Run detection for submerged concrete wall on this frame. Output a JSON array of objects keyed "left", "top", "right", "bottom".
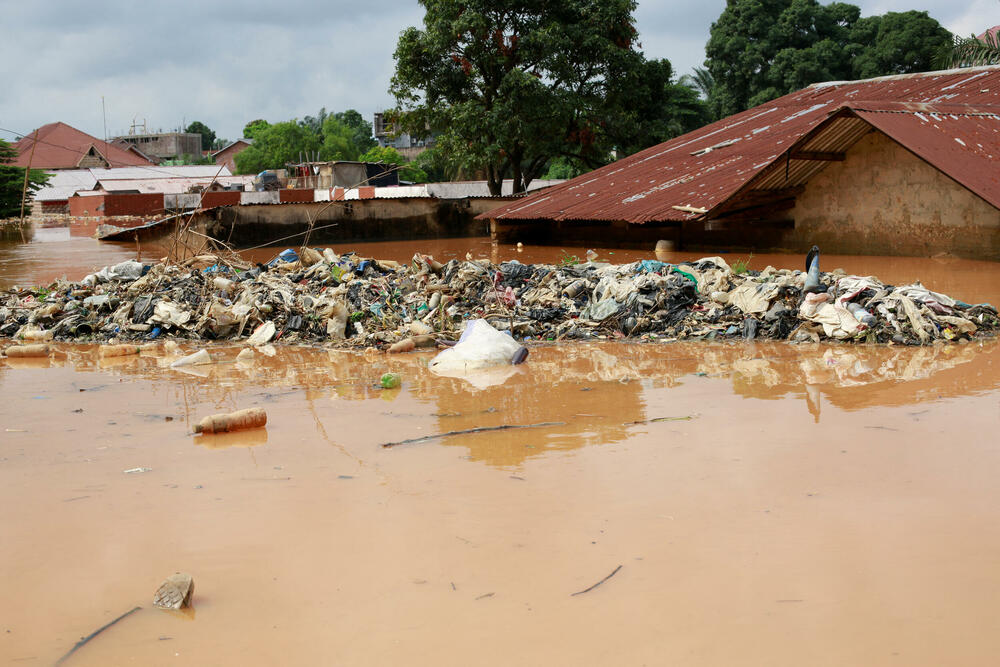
[{"left": 201, "top": 197, "right": 511, "bottom": 247}]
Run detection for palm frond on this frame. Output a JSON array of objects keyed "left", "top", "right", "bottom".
[{"left": 935, "top": 31, "right": 1000, "bottom": 69}]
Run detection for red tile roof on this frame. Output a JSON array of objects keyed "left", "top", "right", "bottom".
[
  {"left": 481, "top": 66, "right": 1000, "bottom": 224},
  {"left": 11, "top": 122, "right": 155, "bottom": 169}
]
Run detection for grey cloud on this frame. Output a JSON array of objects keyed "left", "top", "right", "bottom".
[{"left": 0, "top": 0, "right": 984, "bottom": 145}]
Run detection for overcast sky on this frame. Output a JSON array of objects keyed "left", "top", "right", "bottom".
[{"left": 0, "top": 0, "right": 994, "bottom": 144}]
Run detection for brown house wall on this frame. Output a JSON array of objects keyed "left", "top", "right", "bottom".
[
  {"left": 778, "top": 132, "right": 1000, "bottom": 260},
  {"left": 214, "top": 142, "right": 250, "bottom": 173}
]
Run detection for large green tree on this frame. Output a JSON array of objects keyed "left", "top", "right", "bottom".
[
  {"left": 184, "top": 121, "right": 216, "bottom": 152},
  {"left": 391, "top": 0, "right": 701, "bottom": 194},
  {"left": 705, "top": 1, "right": 951, "bottom": 118},
  {"left": 0, "top": 139, "right": 48, "bottom": 219}
]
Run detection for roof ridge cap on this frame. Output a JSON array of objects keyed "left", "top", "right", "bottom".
[{"left": 805, "top": 65, "right": 1000, "bottom": 90}]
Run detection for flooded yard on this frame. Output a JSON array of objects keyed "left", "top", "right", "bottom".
[{"left": 2, "top": 220, "right": 1000, "bottom": 665}]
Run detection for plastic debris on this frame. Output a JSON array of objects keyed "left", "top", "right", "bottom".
[
  {"left": 99, "top": 344, "right": 140, "bottom": 358},
  {"left": 246, "top": 321, "right": 276, "bottom": 346},
  {"left": 380, "top": 372, "right": 401, "bottom": 389},
  {"left": 0, "top": 249, "right": 995, "bottom": 350},
  {"left": 170, "top": 349, "right": 212, "bottom": 368},
  {"left": 429, "top": 319, "right": 526, "bottom": 373},
  {"left": 4, "top": 343, "right": 51, "bottom": 358},
  {"left": 194, "top": 407, "right": 267, "bottom": 434},
  {"left": 153, "top": 573, "right": 194, "bottom": 610}
]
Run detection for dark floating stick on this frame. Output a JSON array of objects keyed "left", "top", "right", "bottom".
[
  {"left": 381, "top": 421, "right": 565, "bottom": 448},
  {"left": 56, "top": 606, "right": 142, "bottom": 665},
  {"left": 571, "top": 565, "right": 623, "bottom": 597},
  {"left": 623, "top": 415, "right": 694, "bottom": 426}
]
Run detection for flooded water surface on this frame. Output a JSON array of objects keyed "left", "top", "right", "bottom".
[{"left": 2, "top": 221, "right": 1000, "bottom": 665}]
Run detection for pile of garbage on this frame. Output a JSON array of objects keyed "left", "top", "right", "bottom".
[{"left": 1, "top": 247, "right": 996, "bottom": 349}]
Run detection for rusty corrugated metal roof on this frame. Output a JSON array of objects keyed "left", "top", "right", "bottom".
[{"left": 481, "top": 66, "right": 1000, "bottom": 224}]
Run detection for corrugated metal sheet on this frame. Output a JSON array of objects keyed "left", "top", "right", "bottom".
[
  {"left": 482, "top": 66, "right": 1000, "bottom": 224},
  {"left": 88, "top": 165, "right": 233, "bottom": 180},
  {"left": 97, "top": 176, "right": 251, "bottom": 194}
]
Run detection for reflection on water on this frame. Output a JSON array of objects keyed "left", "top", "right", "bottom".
[{"left": 2, "top": 339, "right": 996, "bottom": 464}]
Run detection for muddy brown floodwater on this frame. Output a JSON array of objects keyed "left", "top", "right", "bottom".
[{"left": 2, "top": 220, "right": 1000, "bottom": 665}]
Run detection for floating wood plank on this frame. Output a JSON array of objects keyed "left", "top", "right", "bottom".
[{"left": 671, "top": 205, "right": 707, "bottom": 214}]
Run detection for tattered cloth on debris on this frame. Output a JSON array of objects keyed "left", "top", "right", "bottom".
[{"left": 1, "top": 249, "right": 997, "bottom": 348}]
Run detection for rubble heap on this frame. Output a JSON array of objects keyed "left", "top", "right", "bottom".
[{"left": 1, "top": 249, "right": 996, "bottom": 347}]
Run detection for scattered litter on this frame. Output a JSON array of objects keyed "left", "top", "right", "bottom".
[
  {"left": 193, "top": 407, "right": 267, "bottom": 434},
  {"left": 98, "top": 344, "right": 140, "bottom": 358},
  {"left": 380, "top": 372, "right": 402, "bottom": 389},
  {"left": 170, "top": 349, "right": 211, "bottom": 368},
  {"left": 123, "top": 467, "right": 152, "bottom": 474},
  {"left": 429, "top": 319, "right": 528, "bottom": 372},
  {"left": 0, "top": 248, "right": 995, "bottom": 349},
  {"left": 3, "top": 344, "right": 51, "bottom": 358},
  {"left": 153, "top": 573, "right": 194, "bottom": 610}
]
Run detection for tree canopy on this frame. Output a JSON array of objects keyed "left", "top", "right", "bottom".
[
  {"left": 321, "top": 111, "right": 376, "bottom": 161},
  {"left": 184, "top": 121, "right": 216, "bottom": 152},
  {"left": 391, "top": 0, "right": 707, "bottom": 194},
  {"left": 242, "top": 119, "right": 271, "bottom": 140},
  {"left": 234, "top": 121, "right": 321, "bottom": 174},
  {"left": 233, "top": 109, "right": 376, "bottom": 174},
  {"left": 358, "top": 146, "right": 429, "bottom": 183},
  {"left": 704, "top": 1, "right": 952, "bottom": 118},
  {"left": 0, "top": 139, "right": 49, "bottom": 219}
]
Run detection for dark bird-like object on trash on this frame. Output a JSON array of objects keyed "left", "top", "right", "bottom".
[{"left": 804, "top": 245, "right": 823, "bottom": 293}]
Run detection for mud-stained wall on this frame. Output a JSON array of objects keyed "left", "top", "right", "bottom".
[
  {"left": 782, "top": 132, "right": 1000, "bottom": 260},
  {"left": 203, "top": 198, "right": 508, "bottom": 246}
]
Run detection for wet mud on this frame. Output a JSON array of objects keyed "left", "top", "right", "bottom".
[{"left": 3, "top": 221, "right": 1000, "bottom": 665}]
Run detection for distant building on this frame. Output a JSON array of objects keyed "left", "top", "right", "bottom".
[
  {"left": 10, "top": 122, "right": 156, "bottom": 170},
  {"left": 374, "top": 112, "right": 435, "bottom": 160},
  {"left": 31, "top": 165, "right": 250, "bottom": 214},
  {"left": 285, "top": 161, "right": 398, "bottom": 190},
  {"left": 212, "top": 139, "right": 253, "bottom": 173},
  {"left": 113, "top": 131, "right": 202, "bottom": 160}
]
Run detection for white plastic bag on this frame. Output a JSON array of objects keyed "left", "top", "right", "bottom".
[{"left": 429, "top": 319, "right": 523, "bottom": 373}]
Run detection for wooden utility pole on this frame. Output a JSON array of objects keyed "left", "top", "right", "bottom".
[{"left": 18, "top": 128, "right": 39, "bottom": 242}]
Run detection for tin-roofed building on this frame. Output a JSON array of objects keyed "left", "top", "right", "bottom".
[{"left": 482, "top": 66, "right": 1000, "bottom": 261}]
